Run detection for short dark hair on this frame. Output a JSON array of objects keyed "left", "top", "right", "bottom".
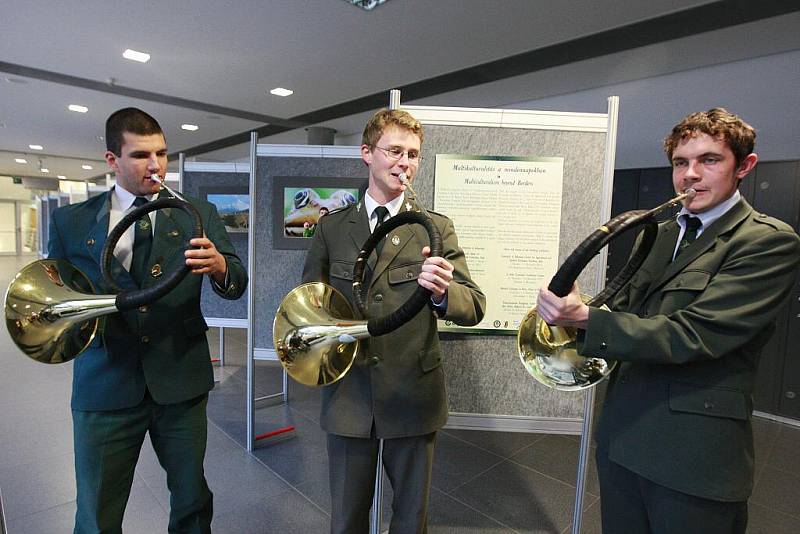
[
  {"left": 105, "top": 107, "right": 164, "bottom": 156},
  {"left": 664, "top": 108, "right": 756, "bottom": 168}
]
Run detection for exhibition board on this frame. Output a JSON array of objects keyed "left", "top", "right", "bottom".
[
  {"left": 403, "top": 104, "right": 615, "bottom": 432},
  {"left": 182, "top": 163, "right": 250, "bottom": 324},
  {"left": 250, "top": 145, "right": 368, "bottom": 358}
]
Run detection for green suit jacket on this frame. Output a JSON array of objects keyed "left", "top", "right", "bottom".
[
  {"left": 581, "top": 198, "right": 800, "bottom": 501},
  {"left": 48, "top": 189, "right": 247, "bottom": 411},
  {"left": 302, "top": 195, "right": 486, "bottom": 439}
]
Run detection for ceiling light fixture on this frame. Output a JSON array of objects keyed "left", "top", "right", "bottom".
[
  {"left": 82, "top": 164, "right": 93, "bottom": 170},
  {"left": 58, "top": 175, "right": 67, "bottom": 180},
  {"left": 270, "top": 87, "right": 293, "bottom": 97},
  {"left": 123, "top": 48, "right": 150, "bottom": 63},
  {"left": 29, "top": 144, "right": 43, "bottom": 150},
  {"left": 68, "top": 104, "right": 89, "bottom": 113},
  {"left": 181, "top": 124, "right": 199, "bottom": 131},
  {"left": 15, "top": 158, "right": 27, "bottom": 164},
  {"left": 345, "top": 0, "right": 390, "bottom": 11},
  {"left": 40, "top": 168, "right": 50, "bottom": 173}
]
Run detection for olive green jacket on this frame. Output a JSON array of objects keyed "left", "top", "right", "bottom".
[
  {"left": 582, "top": 198, "right": 800, "bottom": 501},
  {"left": 302, "top": 194, "right": 486, "bottom": 439}
]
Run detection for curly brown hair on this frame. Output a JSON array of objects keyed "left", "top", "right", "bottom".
[
  {"left": 361, "top": 108, "right": 423, "bottom": 148},
  {"left": 664, "top": 108, "right": 756, "bottom": 167}
]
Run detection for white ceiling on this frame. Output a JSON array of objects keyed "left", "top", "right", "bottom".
[{"left": 2, "top": 0, "right": 798, "bottom": 182}]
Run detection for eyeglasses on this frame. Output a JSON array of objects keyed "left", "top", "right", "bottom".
[{"left": 374, "top": 145, "right": 422, "bottom": 163}]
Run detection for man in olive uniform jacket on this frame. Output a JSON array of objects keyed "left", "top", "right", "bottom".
[
  {"left": 302, "top": 109, "right": 486, "bottom": 533},
  {"left": 538, "top": 108, "right": 800, "bottom": 534},
  {"left": 48, "top": 108, "right": 247, "bottom": 533}
]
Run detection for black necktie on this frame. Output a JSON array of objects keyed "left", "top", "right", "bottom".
[
  {"left": 129, "top": 196, "right": 153, "bottom": 284},
  {"left": 374, "top": 206, "right": 390, "bottom": 255},
  {"left": 675, "top": 215, "right": 701, "bottom": 259}
]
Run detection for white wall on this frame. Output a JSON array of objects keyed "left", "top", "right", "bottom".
[{"left": 511, "top": 49, "right": 800, "bottom": 169}]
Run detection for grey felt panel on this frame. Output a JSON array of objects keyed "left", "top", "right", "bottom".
[
  {"left": 251, "top": 156, "right": 368, "bottom": 350},
  {"left": 183, "top": 171, "right": 250, "bottom": 320},
  {"left": 419, "top": 125, "right": 609, "bottom": 419}
]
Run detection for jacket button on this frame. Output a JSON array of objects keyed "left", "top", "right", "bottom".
[
  {"left": 86, "top": 238, "right": 95, "bottom": 246},
  {"left": 704, "top": 400, "right": 715, "bottom": 410},
  {"left": 620, "top": 375, "right": 628, "bottom": 384},
  {"left": 150, "top": 264, "right": 162, "bottom": 277},
  {"left": 370, "top": 355, "right": 381, "bottom": 366},
  {"left": 374, "top": 294, "right": 383, "bottom": 302},
  {"left": 405, "top": 271, "right": 413, "bottom": 279},
  {"left": 138, "top": 305, "right": 149, "bottom": 313},
  {"left": 344, "top": 271, "right": 350, "bottom": 278},
  {"left": 141, "top": 335, "right": 150, "bottom": 344}
]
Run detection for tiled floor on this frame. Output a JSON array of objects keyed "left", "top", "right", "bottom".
[{"left": 2, "top": 254, "right": 800, "bottom": 533}]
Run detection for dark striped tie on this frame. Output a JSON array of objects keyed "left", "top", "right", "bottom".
[
  {"left": 129, "top": 196, "right": 152, "bottom": 284},
  {"left": 675, "top": 215, "right": 701, "bottom": 259},
  {"left": 374, "top": 206, "right": 390, "bottom": 255}
]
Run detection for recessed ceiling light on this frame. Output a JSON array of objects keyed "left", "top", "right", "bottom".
[
  {"left": 58, "top": 175, "right": 67, "bottom": 180},
  {"left": 270, "top": 87, "right": 293, "bottom": 97},
  {"left": 68, "top": 104, "right": 89, "bottom": 113},
  {"left": 82, "top": 164, "right": 93, "bottom": 170},
  {"left": 123, "top": 49, "right": 150, "bottom": 63},
  {"left": 15, "top": 158, "right": 27, "bottom": 164},
  {"left": 181, "top": 124, "right": 199, "bottom": 131},
  {"left": 40, "top": 168, "right": 50, "bottom": 173},
  {"left": 29, "top": 144, "right": 43, "bottom": 150}
]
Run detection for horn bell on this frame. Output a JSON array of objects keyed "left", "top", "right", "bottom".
[
  {"left": 5, "top": 259, "right": 118, "bottom": 364},
  {"left": 517, "top": 295, "right": 616, "bottom": 391},
  {"left": 273, "top": 282, "right": 369, "bottom": 387}
]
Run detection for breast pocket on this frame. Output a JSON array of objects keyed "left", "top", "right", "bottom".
[
  {"left": 660, "top": 270, "right": 711, "bottom": 310},
  {"left": 387, "top": 262, "right": 422, "bottom": 285}
]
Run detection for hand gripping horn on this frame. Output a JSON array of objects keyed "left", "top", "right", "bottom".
[
  {"left": 5, "top": 189, "right": 203, "bottom": 364},
  {"left": 517, "top": 189, "right": 696, "bottom": 390},
  {"left": 273, "top": 173, "right": 443, "bottom": 387}
]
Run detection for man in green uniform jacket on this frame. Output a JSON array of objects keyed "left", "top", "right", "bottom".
[
  {"left": 48, "top": 108, "right": 247, "bottom": 533},
  {"left": 538, "top": 108, "right": 800, "bottom": 534},
  {"left": 302, "top": 109, "right": 486, "bottom": 533}
]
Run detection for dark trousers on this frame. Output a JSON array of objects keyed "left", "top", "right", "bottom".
[
  {"left": 73, "top": 392, "right": 212, "bottom": 534},
  {"left": 327, "top": 431, "right": 437, "bottom": 534},
  {"left": 595, "top": 447, "right": 747, "bottom": 534}
]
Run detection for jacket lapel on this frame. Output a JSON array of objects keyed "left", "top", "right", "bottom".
[
  {"left": 372, "top": 193, "right": 422, "bottom": 282},
  {"left": 644, "top": 199, "right": 752, "bottom": 300},
  {"left": 84, "top": 191, "right": 136, "bottom": 292},
  {"left": 144, "top": 190, "right": 185, "bottom": 288}
]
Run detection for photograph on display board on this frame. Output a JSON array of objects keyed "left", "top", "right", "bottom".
[
  {"left": 272, "top": 175, "right": 367, "bottom": 249},
  {"left": 200, "top": 186, "right": 249, "bottom": 233}
]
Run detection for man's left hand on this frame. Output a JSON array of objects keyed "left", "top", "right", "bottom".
[
  {"left": 419, "top": 246, "right": 453, "bottom": 303},
  {"left": 185, "top": 236, "right": 227, "bottom": 284}
]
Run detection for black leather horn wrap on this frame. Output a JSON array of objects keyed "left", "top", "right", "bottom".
[
  {"left": 351, "top": 210, "right": 442, "bottom": 336},
  {"left": 100, "top": 197, "right": 203, "bottom": 311}
]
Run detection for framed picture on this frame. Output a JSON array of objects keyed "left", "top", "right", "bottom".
[
  {"left": 200, "top": 186, "right": 249, "bottom": 234},
  {"left": 273, "top": 175, "right": 367, "bottom": 249}
]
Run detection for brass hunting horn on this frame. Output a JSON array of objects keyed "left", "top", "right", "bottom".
[
  {"left": 4, "top": 178, "right": 203, "bottom": 364},
  {"left": 518, "top": 189, "right": 696, "bottom": 390},
  {"left": 274, "top": 174, "right": 443, "bottom": 387}
]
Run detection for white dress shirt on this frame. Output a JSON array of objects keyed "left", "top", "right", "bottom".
[{"left": 109, "top": 185, "right": 155, "bottom": 271}]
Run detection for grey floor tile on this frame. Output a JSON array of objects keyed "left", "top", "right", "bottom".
[
  {"left": 431, "top": 431, "right": 507, "bottom": 492},
  {"left": 6, "top": 500, "right": 76, "bottom": 534},
  {"left": 122, "top": 477, "right": 170, "bottom": 531},
  {"left": 747, "top": 501, "right": 800, "bottom": 534},
  {"left": 428, "top": 488, "right": 515, "bottom": 533},
  {"left": 212, "top": 490, "right": 329, "bottom": 533},
  {"left": 0, "top": 451, "right": 76, "bottom": 520},
  {"left": 450, "top": 459, "right": 579, "bottom": 533},
  {"left": 509, "top": 434, "right": 600, "bottom": 498},
  {"left": 750, "top": 465, "right": 800, "bottom": 518},
  {"left": 0, "top": 414, "right": 73, "bottom": 470},
  {"left": 250, "top": 412, "right": 328, "bottom": 486},
  {"left": 765, "top": 423, "right": 800, "bottom": 477},
  {"left": 441, "top": 428, "right": 545, "bottom": 459}
]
